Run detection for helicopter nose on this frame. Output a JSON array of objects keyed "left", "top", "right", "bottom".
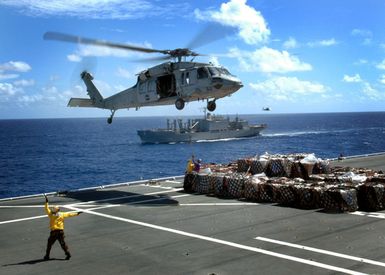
[{"left": 231, "top": 80, "right": 243, "bottom": 90}]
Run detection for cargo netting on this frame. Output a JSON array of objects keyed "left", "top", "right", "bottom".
[{"left": 183, "top": 153, "right": 385, "bottom": 213}]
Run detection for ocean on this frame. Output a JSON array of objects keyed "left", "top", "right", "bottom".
[{"left": 1, "top": 112, "right": 385, "bottom": 199}]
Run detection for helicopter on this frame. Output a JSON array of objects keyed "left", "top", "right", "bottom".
[
  {"left": 262, "top": 107, "right": 271, "bottom": 111},
  {"left": 43, "top": 32, "right": 243, "bottom": 124}
]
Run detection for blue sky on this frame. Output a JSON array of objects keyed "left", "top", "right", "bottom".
[{"left": 0, "top": 0, "right": 384, "bottom": 119}]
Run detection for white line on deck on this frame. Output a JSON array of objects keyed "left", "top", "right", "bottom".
[
  {"left": 64, "top": 205, "right": 367, "bottom": 275},
  {"left": 0, "top": 215, "right": 47, "bottom": 225},
  {"left": 0, "top": 204, "right": 102, "bottom": 208},
  {"left": 73, "top": 188, "right": 184, "bottom": 205},
  {"left": 179, "top": 202, "right": 260, "bottom": 206},
  {"left": 255, "top": 236, "right": 385, "bottom": 268},
  {"left": 350, "top": 211, "right": 385, "bottom": 219},
  {"left": 0, "top": 189, "right": 186, "bottom": 225}
]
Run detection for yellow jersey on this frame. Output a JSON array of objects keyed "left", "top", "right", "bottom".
[
  {"left": 45, "top": 202, "right": 78, "bottom": 231},
  {"left": 186, "top": 159, "right": 194, "bottom": 173}
]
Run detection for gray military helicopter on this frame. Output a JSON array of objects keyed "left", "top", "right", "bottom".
[{"left": 44, "top": 32, "right": 243, "bottom": 124}]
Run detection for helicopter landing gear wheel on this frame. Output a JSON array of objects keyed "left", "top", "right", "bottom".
[
  {"left": 207, "top": 100, "right": 216, "bottom": 112},
  {"left": 107, "top": 110, "right": 116, "bottom": 124},
  {"left": 175, "top": 98, "right": 185, "bottom": 110}
]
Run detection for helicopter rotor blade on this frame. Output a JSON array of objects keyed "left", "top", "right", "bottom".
[
  {"left": 43, "top": 32, "right": 169, "bottom": 55},
  {"left": 130, "top": 55, "right": 172, "bottom": 63},
  {"left": 186, "top": 24, "right": 237, "bottom": 50}
]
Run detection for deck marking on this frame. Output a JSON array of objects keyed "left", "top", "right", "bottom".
[
  {"left": 0, "top": 189, "right": 188, "bottom": 225},
  {"left": 255, "top": 236, "right": 385, "bottom": 268},
  {"left": 179, "top": 202, "right": 260, "bottom": 206},
  {"left": 64, "top": 205, "right": 367, "bottom": 275},
  {"left": 123, "top": 193, "right": 190, "bottom": 205},
  {"left": 0, "top": 215, "right": 47, "bottom": 225},
  {"left": 350, "top": 211, "right": 385, "bottom": 219},
  {"left": 63, "top": 204, "right": 120, "bottom": 212},
  {"left": 0, "top": 204, "right": 101, "bottom": 208},
  {"left": 72, "top": 188, "right": 184, "bottom": 205}
]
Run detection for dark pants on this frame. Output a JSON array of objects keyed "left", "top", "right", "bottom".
[{"left": 45, "top": 230, "right": 70, "bottom": 257}]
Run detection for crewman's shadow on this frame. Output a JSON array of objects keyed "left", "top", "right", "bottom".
[{"left": 3, "top": 258, "right": 66, "bottom": 266}]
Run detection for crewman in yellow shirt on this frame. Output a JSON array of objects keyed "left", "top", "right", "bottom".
[
  {"left": 43, "top": 194, "right": 82, "bottom": 260},
  {"left": 185, "top": 155, "right": 195, "bottom": 173}
]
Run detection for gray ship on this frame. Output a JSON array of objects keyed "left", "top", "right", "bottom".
[{"left": 137, "top": 111, "right": 267, "bottom": 144}]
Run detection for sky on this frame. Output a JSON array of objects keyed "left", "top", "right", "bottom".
[{"left": 0, "top": 0, "right": 385, "bottom": 119}]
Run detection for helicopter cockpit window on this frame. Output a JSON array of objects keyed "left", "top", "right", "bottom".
[
  {"left": 208, "top": 67, "right": 220, "bottom": 76},
  {"left": 197, "top": 67, "right": 209, "bottom": 79},
  {"left": 209, "top": 67, "right": 232, "bottom": 76},
  {"left": 219, "top": 68, "right": 231, "bottom": 75}
]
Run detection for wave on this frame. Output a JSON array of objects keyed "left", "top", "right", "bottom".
[
  {"left": 196, "top": 136, "right": 255, "bottom": 143},
  {"left": 262, "top": 127, "right": 385, "bottom": 138}
]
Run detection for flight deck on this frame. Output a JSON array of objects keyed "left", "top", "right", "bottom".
[{"left": 1, "top": 155, "right": 385, "bottom": 275}]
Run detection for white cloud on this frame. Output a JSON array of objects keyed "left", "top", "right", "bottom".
[
  {"left": 116, "top": 67, "right": 133, "bottom": 79},
  {"left": 361, "top": 82, "right": 384, "bottom": 100},
  {"left": 0, "top": 0, "right": 190, "bottom": 19},
  {"left": 249, "top": 76, "right": 328, "bottom": 101},
  {"left": 377, "top": 59, "right": 385, "bottom": 70},
  {"left": 283, "top": 37, "right": 298, "bottom": 49},
  {"left": 229, "top": 47, "right": 312, "bottom": 73},
  {"left": 0, "top": 61, "right": 31, "bottom": 72},
  {"left": 13, "top": 79, "right": 35, "bottom": 86},
  {"left": 0, "top": 82, "right": 19, "bottom": 96},
  {"left": 351, "top": 29, "right": 372, "bottom": 45},
  {"left": 307, "top": 38, "right": 338, "bottom": 47},
  {"left": 0, "top": 74, "right": 19, "bottom": 80},
  {"left": 351, "top": 29, "right": 372, "bottom": 37},
  {"left": 380, "top": 75, "right": 385, "bottom": 85},
  {"left": 208, "top": 56, "right": 220, "bottom": 66},
  {"left": 342, "top": 74, "right": 362, "bottom": 83},
  {"left": 67, "top": 54, "right": 82, "bottom": 62},
  {"left": 354, "top": 59, "right": 368, "bottom": 66},
  {"left": 194, "top": 0, "right": 270, "bottom": 45}
]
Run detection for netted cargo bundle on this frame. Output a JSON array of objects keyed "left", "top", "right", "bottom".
[
  {"left": 193, "top": 174, "right": 211, "bottom": 194},
  {"left": 289, "top": 161, "right": 308, "bottom": 179},
  {"left": 357, "top": 183, "right": 385, "bottom": 211},
  {"left": 184, "top": 173, "right": 198, "bottom": 193},
  {"left": 244, "top": 180, "right": 260, "bottom": 201},
  {"left": 368, "top": 175, "right": 385, "bottom": 183},
  {"left": 226, "top": 173, "right": 249, "bottom": 199},
  {"left": 312, "top": 160, "right": 331, "bottom": 174},
  {"left": 321, "top": 187, "right": 358, "bottom": 212},
  {"left": 273, "top": 183, "right": 297, "bottom": 206},
  {"left": 250, "top": 159, "right": 267, "bottom": 175},
  {"left": 237, "top": 158, "right": 250, "bottom": 173},
  {"left": 208, "top": 173, "right": 227, "bottom": 197},
  {"left": 258, "top": 183, "right": 275, "bottom": 202},
  {"left": 265, "top": 158, "right": 287, "bottom": 177},
  {"left": 294, "top": 185, "right": 323, "bottom": 209}
]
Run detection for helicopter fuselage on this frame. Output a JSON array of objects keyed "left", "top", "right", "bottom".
[{"left": 68, "top": 61, "right": 243, "bottom": 123}]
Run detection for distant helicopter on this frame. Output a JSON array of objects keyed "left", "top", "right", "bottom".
[
  {"left": 262, "top": 107, "right": 271, "bottom": 111},
  {"left": 44, "top": 32, "right": 243, "bottom": 124}
]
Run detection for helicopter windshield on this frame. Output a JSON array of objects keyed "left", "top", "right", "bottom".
[{"left": 208, "top": 67, "right": 232, "bottom": 76}]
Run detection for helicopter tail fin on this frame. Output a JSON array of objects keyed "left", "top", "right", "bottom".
[
  {"left": 67, "top": 98, "right": 94, "bottom": 107},
  {"left": 69, "top": 71, "right": 104, "bottom": 108}
]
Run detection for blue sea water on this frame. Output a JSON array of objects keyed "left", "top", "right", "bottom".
[{"left": 1, "top": 112, "right": 385, "bottom": 199}]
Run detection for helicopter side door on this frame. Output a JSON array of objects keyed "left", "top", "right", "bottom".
[
  {"left": 138, "top": 80, "right": 158, "bottom": 104},
  {"left": 178, "top": 69, "right": 197, "bottom": 98}
]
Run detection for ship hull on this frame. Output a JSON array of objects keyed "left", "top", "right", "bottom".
[{"left": 137, "top": 125, "right": 265, "bottom": 144}]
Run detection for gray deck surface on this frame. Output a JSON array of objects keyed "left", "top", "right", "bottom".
[{"left": 1, "top": 154, "right": 385, "bottom": 275}]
